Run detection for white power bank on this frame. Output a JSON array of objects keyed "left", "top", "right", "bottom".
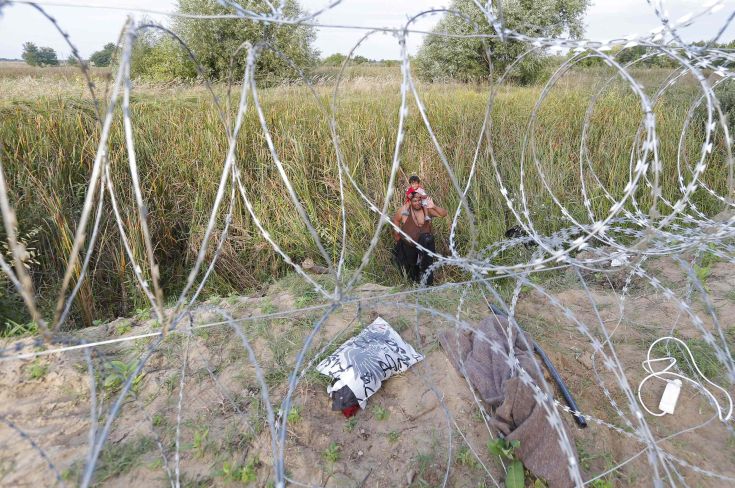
[{"left": 659, "top": 379, "right": 682, "bottom": 415}]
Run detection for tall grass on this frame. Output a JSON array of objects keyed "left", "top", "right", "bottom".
[{"left": 0, "top": 66, "right": 731, "bottom": 329}]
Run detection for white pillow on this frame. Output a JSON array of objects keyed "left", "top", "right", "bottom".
[{"left": 316, "top": 317, "right": 424, "bottom": 408}]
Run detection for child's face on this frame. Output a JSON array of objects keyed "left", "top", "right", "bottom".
[{"left": 411, "top": 181, "right": 420, "bottom": 190}]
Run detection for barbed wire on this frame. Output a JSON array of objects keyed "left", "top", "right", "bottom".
[{"left": 1, "top": 0, "right": 734, "bottom": 487}]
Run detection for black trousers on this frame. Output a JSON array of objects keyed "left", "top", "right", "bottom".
[{"left": 392, "top": 233, "right": 436, "bottom": 285}]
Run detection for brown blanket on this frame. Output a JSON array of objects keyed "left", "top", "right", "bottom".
[{"left": 439, "top": 315, "right": 579, "bottom": 487}]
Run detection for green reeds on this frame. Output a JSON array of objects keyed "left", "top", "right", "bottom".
[{"left": 0, "top": 70, "right": 730, "bottom": 329}]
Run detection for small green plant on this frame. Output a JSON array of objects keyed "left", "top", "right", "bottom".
[
  {"left": 392, "top": 317, "right": 411, "bottom": 333},
  {"left": 576, "top": 441, "right": 616, "bottom": 486},
  {"left": 221, "top": 458, "right": 259, "bottom": 484},
  {"left": 344, "top": 417, "right": 357, "bottom": 432},
  {"left": 456, "top": 445, "right": 479, "bottom": 469},
  {"left": 692, "top": 260, "right": 712, "bottom": 293},
  {"left": 305, "top": 368, "right": 332, "bottom": 389},
  {"left": 287, "top": 405, "right": 302, "bottom": 424},
  {"left": 220, "top": 461, "right": 238, "bottom": 482},
  {"left": 387, "top": 430, "right": 400, "bottom": 443},
  {"left": 241, "top": 457, "right": 259, "bottom": 483},
  {"left": 472, "top": 407, "right": 487, "bottom": 423},
  {"left": 699, "top": 244, "right": 723, "bottom": 269},
  {"left": 95, "top": 436, "right": 155, "bottom": 482},
  {"left": 1, "top": 319, "right": 38, "bottom": 338},
  {"left": 520, "top": 283, "right": 534, "bottom": 294},
  {"left": 414, "top": 452, "right": 435, "bottom": 487},
  {"left": 693, "top": 264, "right": 712, "bottom": 285},
  {"left": 373, "top": 405, "right": 389, "bottom": 421},
  {"left": 103, "top": 360, "right": 144, "bottom": 393},
  {"left": 115, "top": 321, "right": 132, "bottom": 336},
  {"left": 134, "top": 308, "right": 151, "bottom": 321},
  {"left": 323, "top": 442, "right": 341, "bottom": 463},
  {"left": 164, "top": 372, "right": 179, "bottom": 393},
  {"left": 589, "top": 479, "right": 614, "bottom": 488},
  {"left": 222, "top": 424, "right": 252, "bottom": 454},
  {"left": 191, "top": 427, "right": 209, "bottom": 458},
  {"left": 260, "top": 300, "right": 277, "bottom": 315},
  {"left": 60, "top": 463, "right": 80, "bottom": 483},
  {"left": 265, "top": 367, "right": 288, "bottom": 387},
  {"left": 152, "top": 413, "right": 166, "bottom": 428},
  {"left": 589, "top": 478, "right": 615, "bottom": 488},
  {"left": 487, "top": 438, "right": 524, "bottom": 488},
  {"left": 577, "top": 442, "right": 592, "bottom": 471},
  {"left": 295, "top": 289, "right": 320, "bottom": 308},
  {"left": 27, "top": 360, "right": 48, "bottom": 380}
]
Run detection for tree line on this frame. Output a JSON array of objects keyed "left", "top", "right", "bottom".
[
  {"left": 18, "top": 0, "right": 734, "bottom": 82},
  {"left": 21, "top": 42, "right": 116, "bottom": 67},
  {"left": 19, "top": 0, "right": 589, "bottom": 81}
]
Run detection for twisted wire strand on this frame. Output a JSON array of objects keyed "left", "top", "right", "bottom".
[{"left": 1, "top": 0, "right": 735, "bottom": 487}]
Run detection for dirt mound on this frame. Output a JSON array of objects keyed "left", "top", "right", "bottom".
[{"left": 1, "top": 262, "right": 734, "bottom": 487}]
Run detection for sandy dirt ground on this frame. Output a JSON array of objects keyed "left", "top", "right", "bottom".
[{"left": 1, "top": 256, "right": 734, "bottom": 487}]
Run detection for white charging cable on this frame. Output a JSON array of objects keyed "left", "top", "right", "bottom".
[{"left": 638, "top": 336, "right": 733, "bottom": 422}]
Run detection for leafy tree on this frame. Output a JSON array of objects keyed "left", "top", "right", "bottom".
[
  {"left": 23, "top": 43, "right": 59, "bottom": 67},
  {"left": 692, "top": 39, "right": 735, "bottom": 50},
  {"left": 573, "top": 44, "right": 681, "bottom": 69},
  {"left": 131, "top": 0, "right": 318, "bottom": 81},
  {"left": 89, "top": 42, "right": 116, "bottom": 67},
  {"left": 131, "top": 30, "right": 196, "bottom": 80},
  {"left": 37, "top": 47, "right": 59, "bottom": 66},
  {"left": 352, "top": 55, "right": 372, "bottom": 64},
  {"left": 21, "top": 42, "right": 40, "bottom": 66},
  {"left": 615, "top": 45, "right": 647, "bottom": 65},
  {"left": 322, "top": 53, "right": 373, "bottom": 66},
  {"left": 322, "top": 53, "right": 347, "bottom": 66},
  {"left": 414, "top": 0, "right": 589, "bottom": 84}
]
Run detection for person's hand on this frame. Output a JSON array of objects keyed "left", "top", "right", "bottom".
[{"left": 394, "top": 232, "right": 401, "bottom": 242}]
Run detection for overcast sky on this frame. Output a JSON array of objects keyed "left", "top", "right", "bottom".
[{"left": 0, "top": 1, "right": 733, "bottom": 60}]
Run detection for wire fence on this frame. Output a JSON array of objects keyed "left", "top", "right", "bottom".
[{"left": 1, "top": 1, "right": 734, "bottom": 487}]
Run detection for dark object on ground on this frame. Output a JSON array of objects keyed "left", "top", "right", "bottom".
[
  {"left": 532, "top": 334, "right": 588, "bottom": 428},
  {"left": 488, "top": 304, "right": 587, "bottom": 428},
  {"left": 331, "top": 384, "right": 359, "bottom": 412},
  {"left": 392, "top": 233, "right": 436, "bottom": 285},
  {"left": 438, "top": 315, "right": 580, "bottom": 487},
  {"left": 504, "top": 225, "right": 537, "bottom": 249}
]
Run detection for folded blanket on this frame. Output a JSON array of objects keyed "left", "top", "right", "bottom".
[{"left": 439, "top": 315, "right": 579, "bottom": 487}]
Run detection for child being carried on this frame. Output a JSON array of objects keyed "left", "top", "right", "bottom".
[{"left": 405, "top": 175, "right": 434, "bottom": 213}]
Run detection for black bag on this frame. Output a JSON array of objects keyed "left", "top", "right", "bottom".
[{"left": 330, "top": 383, "right": 359, "bottom": 411}]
